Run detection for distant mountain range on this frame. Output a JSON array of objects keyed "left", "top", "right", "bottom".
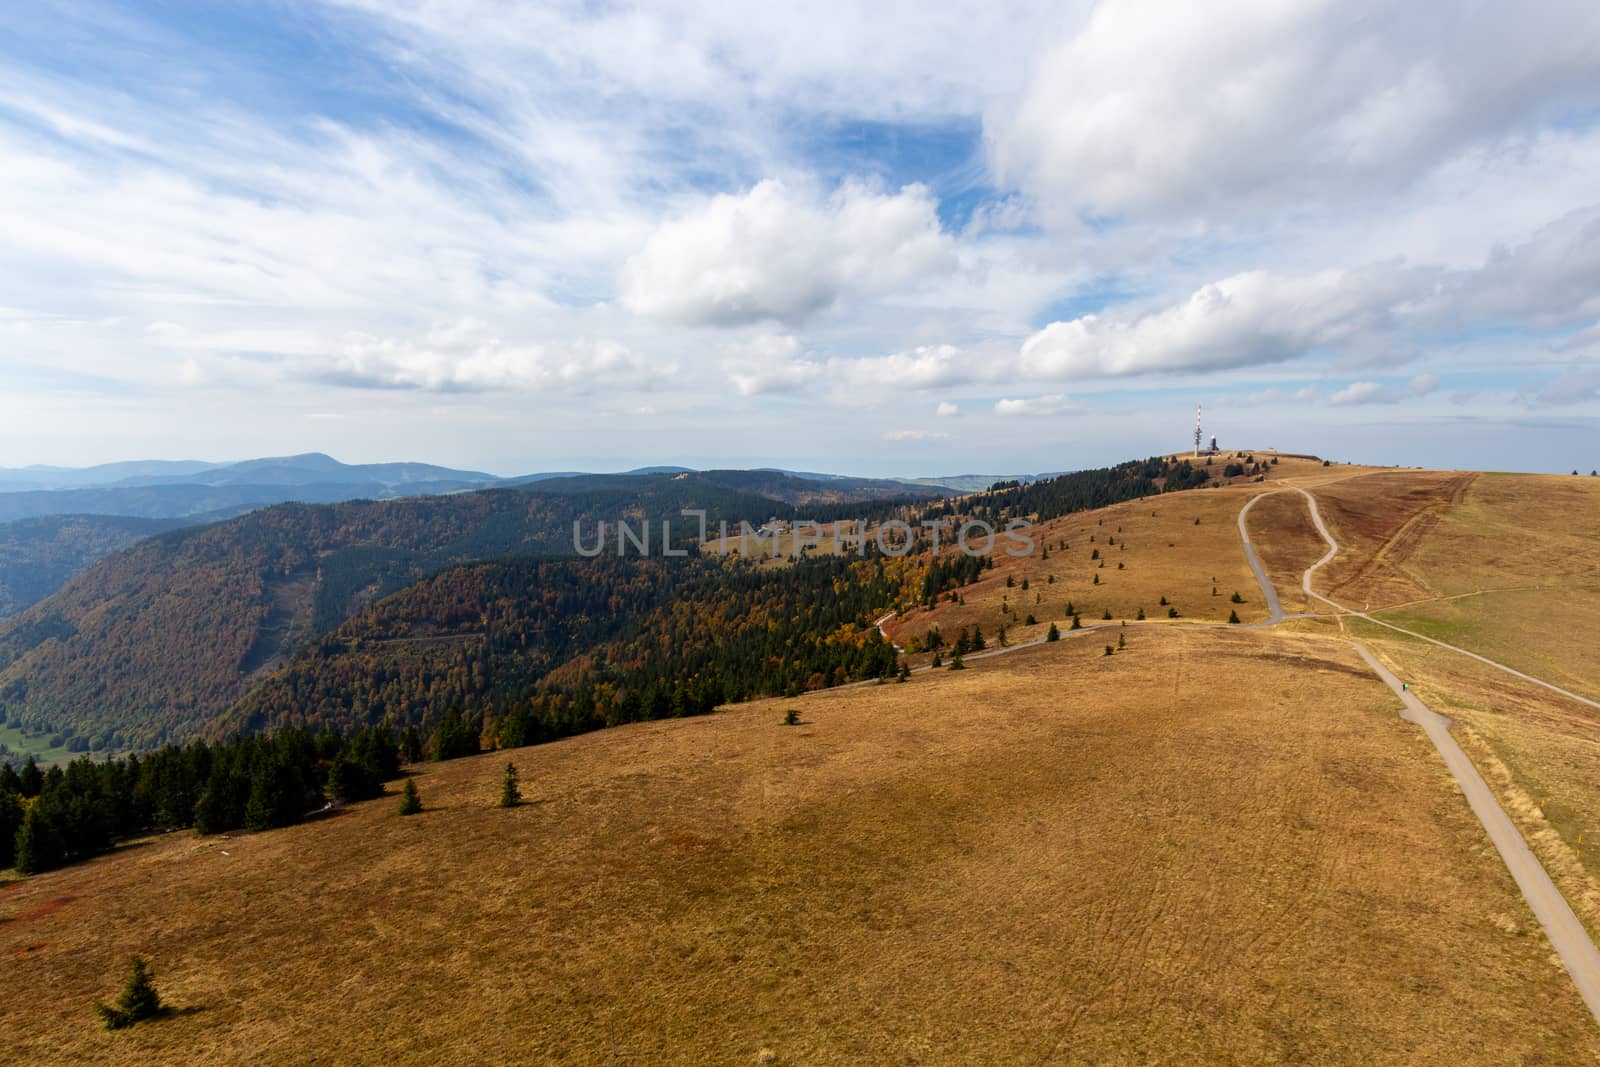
[
  {"left": 0, "top": 455, "right": 1059, "bottom": 622},
  {"left": 0, "top": 453, "right": 501, "bottom": 523},
  {"left": 0, "top": 453, "right": 1062, "bottom": 516}
]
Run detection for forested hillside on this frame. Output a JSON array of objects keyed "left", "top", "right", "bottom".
[
  {"left": 929, "top": 456, "right": 1209, "bottom": 524},
  {"left": 0, "top": 474, "right": 842, "bottom": 750},
  {"left": 0, "top": 458, "right": 1205, "bottom": 757},
  {"left": 0, "top": 514, "right": 190, "bottom": 619},
  {"left": 224, "top": 552, "right": 912, "bottom": 744}
]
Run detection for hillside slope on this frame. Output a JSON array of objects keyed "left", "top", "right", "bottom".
[
  {"left": 2, "top": 628, "right": 1591, "bottom": 1062},
  {"left": 0, "top": 475, "right": 808, "bottom": 749},
  {"left": 0, "top": 515, "right": 190, "bottom": 619},
  {"left": 221, "top": 552, "right": 906, "bottom": 740}
]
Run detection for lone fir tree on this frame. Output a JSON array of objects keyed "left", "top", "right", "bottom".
[
  {"left": 398, "top": 777, "right": 423, "bottom": 816},
  {"left": 499, "top": 762, "right": 521, "bottom": 808},
  {"left": 95, "top": 956, "right": 163, "bottom": 1030}
]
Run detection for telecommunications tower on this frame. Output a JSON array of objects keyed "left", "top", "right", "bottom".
[{"left": 1194, "top": 404, "right": 1203, "bottom": 457}]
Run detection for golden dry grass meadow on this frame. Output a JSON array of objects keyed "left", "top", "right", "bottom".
[{"left": 4, "top": 455, "right": 1599, "bottom": 1064}]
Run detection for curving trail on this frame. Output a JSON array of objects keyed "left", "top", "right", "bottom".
[
  {"left": 1241, "top": 483, "right": 1600, "bottom": 1025},
  {"left": 1235, "top": 494, "right": 1285, "bottom": 624},
  {"left": 1289, "top": 485, "right": 1600, "bottom": 711}
]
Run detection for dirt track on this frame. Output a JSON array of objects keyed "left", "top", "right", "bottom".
[{"left": 1256, "top": 481, "right": 1600, "bottom": 1026}]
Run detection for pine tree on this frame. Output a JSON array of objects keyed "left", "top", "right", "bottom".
[
  {"left": 13, "top": 804, "right": 62, "bottom": 874},
  {"left": 1231, "top": 591, "right": 1245, "bottom": 604},
  {"left": 1102, "top": 608, "right": 1112, "bottom": 620},
  {"left": 783, "top": 709, "right": 801, "bottom": 726},
  {"left": 94, "top": 956, "right": 163, "bottom": 1030},
  {"left": 0, "top": 789, "right": 21, "bottom": 870},
  {"left": 1136, "top": 607, "right": 1146, "bottom": 620},
  {"left": 948, "top": 654, "right": 965, "bottom": 670},
  {"left": 1071, "top": 613, "right": 1082, "bottom": 630},
  {"left": 499, "top": 763, "right": 521, "bottom": 808},
  {"left": 19, "top": 755, "right": 42, "bottom": 798},
  {"left": 997, "top": 624, "right": 1008, "bottom": 647},
  {"left": 1104, "top": 645, "right": 1114, "bottom": 656},
  {"left": 1117, "top": 632, "right": 1126, "bottom": 649},
  {"left": 1228, "top": 610, "right": 1241, "bottom": 624},
  {"left": 401, "top": 727, "right": 424, "bottom": 765},
  {"left": 1046, "top": 622, "right": 1060, "bottom": 642},
  {"left": 1168, "top": 606, "right": 1179, "bottom": 618},
  {"left": 398, "top": 778, "right": 422, "bottom": 816}
]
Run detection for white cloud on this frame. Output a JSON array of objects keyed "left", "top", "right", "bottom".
[
  {"left": 1327, "top": 379, "right": 1440, "bottom": 407},
  {"left": 1019, "top": 267, "right": 1417, "bottom": 379},
  {"left": 1409, "top": 372, "right": 1441, "bottom": 397},
  {"left": 936, "top": 401, "right": 960, "bottom": 417},
  {"left": 620, "top": 179, "right": 955, "bottom": 327},
  {"left": 994, "top": 394, "right": 1078, "bottom": 416},
  {"left": 836, "top": 345, "right": 972, "bottom": 389},
  {"left": 883, "top": 429, "right": 949, "bottom": 441},
  {"left": 1328, "top": 382, "right": 1392, "bottom": 406},
  {"left": 306, "top": 324, "right": 667, "bottom": 393},
  {"left": 989, "top": 0, "right": 1600, "bottom": 224},
  {"left": 721, "top": 333, "right": 824, "bottom": 396}
]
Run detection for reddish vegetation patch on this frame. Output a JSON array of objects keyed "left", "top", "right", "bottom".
[
  {"left": 0, "top": 896, "right": 76, "bottom": 926},
  {"left": 1313, "top": 472, "right": 1477, "bottom": 605}
]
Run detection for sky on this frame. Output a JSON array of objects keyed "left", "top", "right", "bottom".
[{"left": 2, "top": 1, "right": 1599, "bottom": 477}]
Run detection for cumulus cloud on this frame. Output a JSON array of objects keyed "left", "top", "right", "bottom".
[
  {"left": 836, "top": 345, "right": 972, "bottom": 389},
  {"left": 301, "top": 322, "right": 666, "bottom": 393},
  {"left": 722, "top": 341, "right": 980, "bottom": 397},
  {"left": 620, "top": 179, "right": 955, "bottom": 327},
  {"left": 1327, "top": 374, "right": 1439, "bottom": 407},
  {"left": 1328, "top": 381, "right": 1393, "bottom": 406},
  {"left": 1409, "top": 372, "right": 1441, "bottom": 397},
  {"left": 994, "top": 394, "right": 1078, "bottom": 416},
  {"left": 989, "top": 0, "right": 1600, "bottom": 223},
  {"left": 721, "top": 333, "right": 824, "bottom": 396},
  {"left": 936, "top": 401, "right": 960, "bottom": 417},
  {"left": 1018, "top": 267, "right": 1419, "bottom": 379}
]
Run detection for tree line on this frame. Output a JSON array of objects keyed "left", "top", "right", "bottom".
[{"left": 0, "top": 724, "right": 410, "bottom": 875}]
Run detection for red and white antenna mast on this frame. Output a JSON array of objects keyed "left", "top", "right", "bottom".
[{"left": 1194, "top": 403, "right": 1203, "bottom": 457}]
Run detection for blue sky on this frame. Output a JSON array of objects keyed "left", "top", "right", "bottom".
[{"left": 1, "top": 0, "right": 1598, "bottom": 476}]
